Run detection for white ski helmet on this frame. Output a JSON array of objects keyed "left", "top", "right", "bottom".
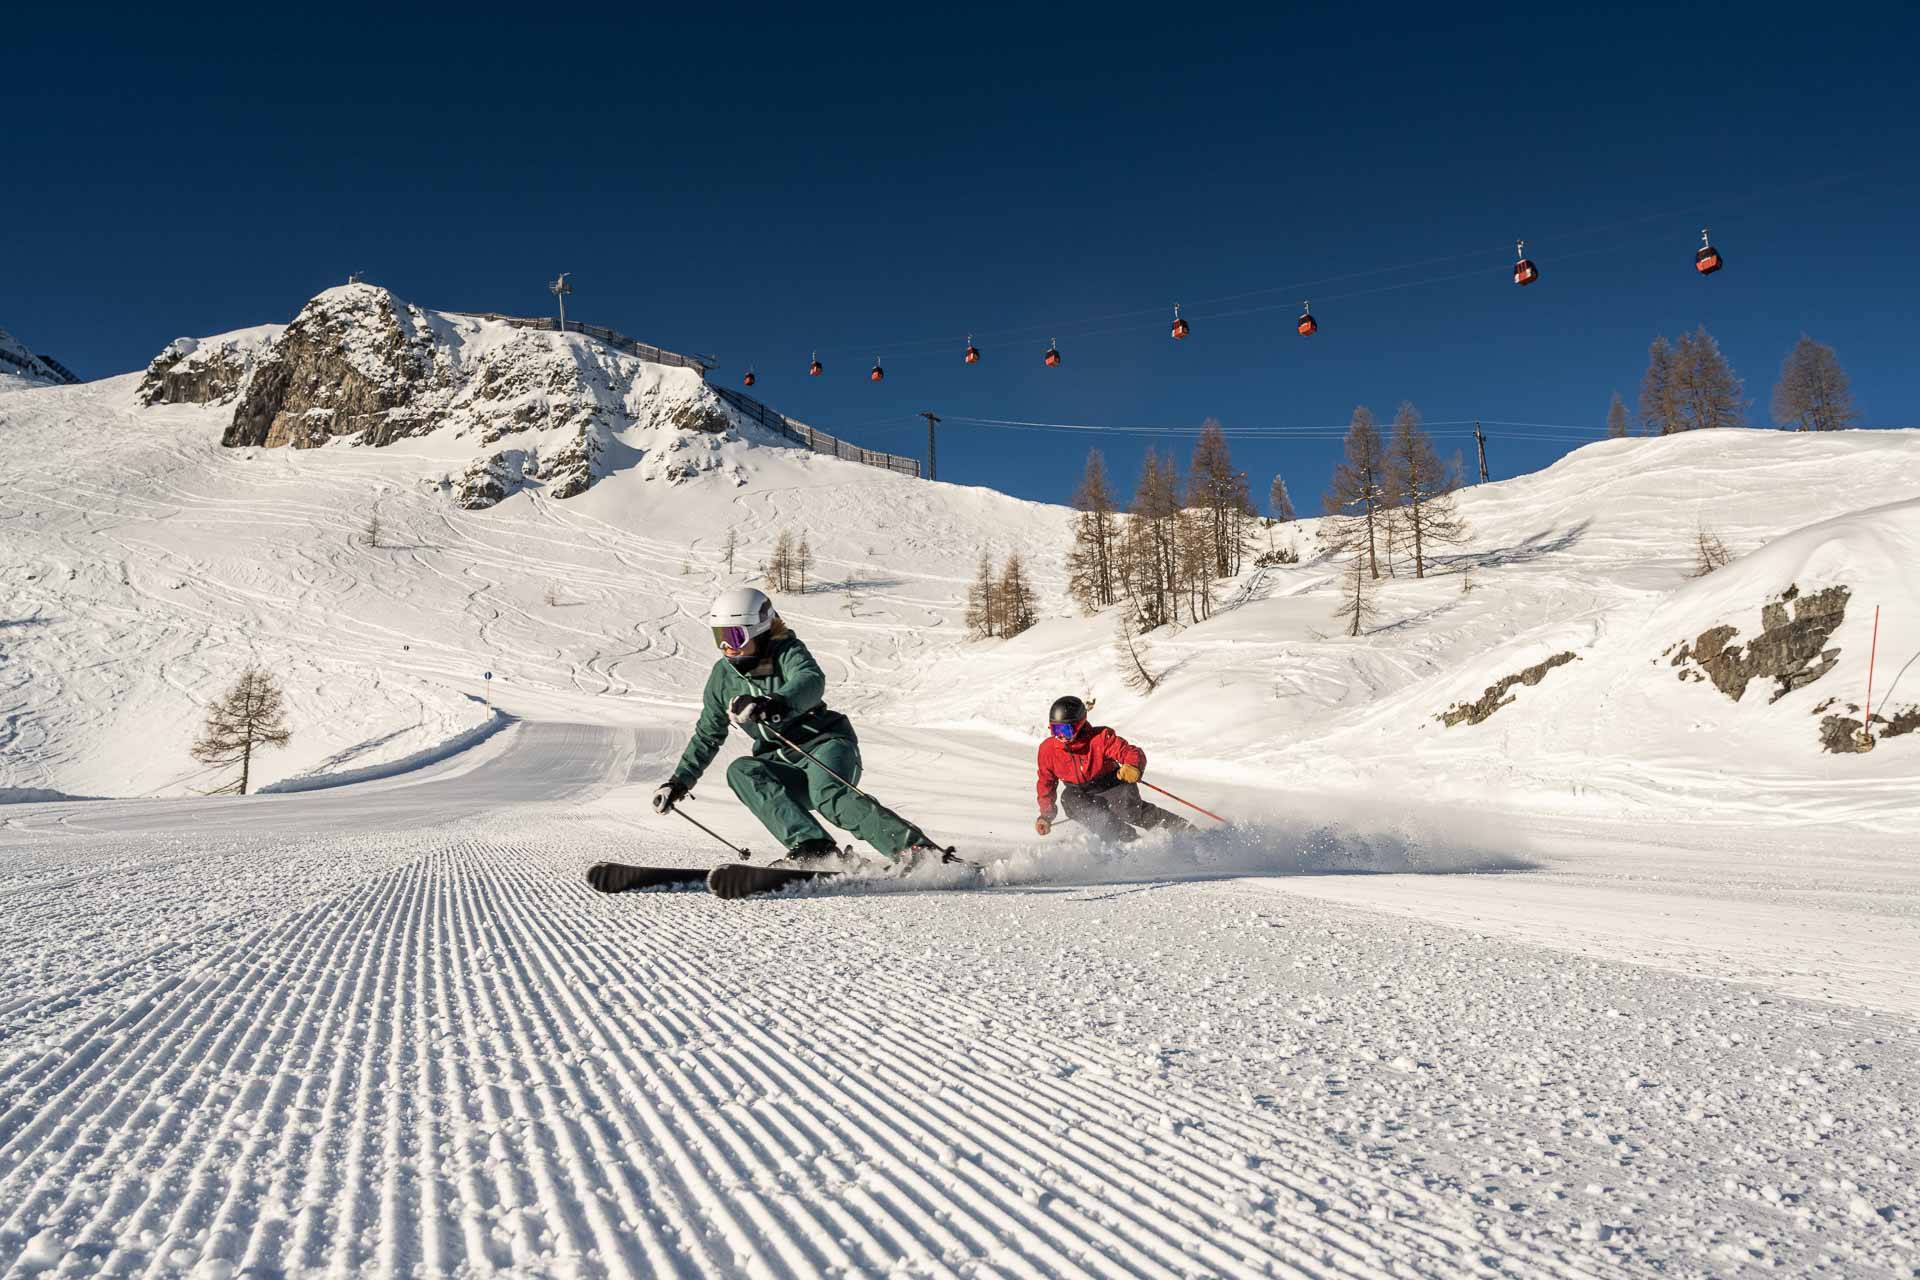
[{"left": 708, "top": 586, "right": 776, "bottom": 652}]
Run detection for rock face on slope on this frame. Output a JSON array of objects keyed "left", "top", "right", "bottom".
[
  {"left": 1438, "top": 652, "right": 1579, "bottom": 727},
  {"left": 141, "top": 284, "right": 744, "bottom": 508},
  {"left": 138, "top": 331, "right": 276, "bottom": 406},
  {"left": 1667, "top": 584, "right": 1849, "bottom": 703},
  {"left": 224, "top": 287, "right": 444, "bottom": 448}
]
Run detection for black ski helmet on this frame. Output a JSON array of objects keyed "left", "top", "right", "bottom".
[{"left": 1048, "top": 695, "right": 1088, "bottom": 726}]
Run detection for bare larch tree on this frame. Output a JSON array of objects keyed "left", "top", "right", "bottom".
[
  {"left": 1067, "top": 449, "right": 1120, "bottom": 612},
  {"left": 1323, "top": 406, "right": 1388, "bottom": 579},
  {"left": 965, "top": 552, "right": 999, "bottom": 639},
  {"left": 1669, "top": 326, "right": 1747, "bottom": 431},
  {"left": 767, "top": 530, "right": 795, "bottom": 592},
  {"left": 1606, "top": 391, "right": 1630, "bottom": 439},
  {"left": 1186, "top": 419, "right": 1253, "bottom": 578},
  {"left": 796, "top": 535, "right": 815, "bottom": 593},
  {"left": 997, "top": 552, "right": 1038, "bottom": 638},
  {"left": 1639, "top": 336, "right": 1681, "bottom": 435},
  {"left": 1384, "top": 402, "right": 1468, "bottom": 579},
  {"left": 190, "top": 665, "right": 292, "bottom": 795},
  {"left": 1771, "top": 334, "right": 1859, "bottom": 431},
  {"left": 1268, "top": 473, "right": 1296, "bottom": 523}
]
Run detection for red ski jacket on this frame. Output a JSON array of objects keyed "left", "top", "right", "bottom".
[{"left": 1036, "top": 725, "right": 1146, "bottom": 816}]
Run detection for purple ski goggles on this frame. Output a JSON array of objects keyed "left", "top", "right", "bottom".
[
  {"left": 712, "top": 625, "right": 752, "bottom": 652},
  {"left": 1048, "top": 720, "right": 1082, "bottom": 740}
]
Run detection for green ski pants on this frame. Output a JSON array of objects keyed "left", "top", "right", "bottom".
[{"left": 725, "top": 735, "right": 928, "bottom": 855}]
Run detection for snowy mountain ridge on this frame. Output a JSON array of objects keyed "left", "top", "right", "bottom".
[{"left": 0, "top": 326, "right": 73, "bottom": 388}]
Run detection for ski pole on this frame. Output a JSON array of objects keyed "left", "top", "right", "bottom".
[
  {"left": 762, "top": 723, "right": 978, "bottom": 868},
  {"left": 1138, "top": 778, "right": 1231, "bottom": 825},
  {"left": 672, "top": 798, "right": 753, "bottom": 860}
]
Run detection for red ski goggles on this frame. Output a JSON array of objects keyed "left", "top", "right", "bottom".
[
  {"left": 1048, "top": 720, "right": 1082, "bottom": 739},
  {"left": 712, "top": 626, "right": 752, "bottom": 652}
]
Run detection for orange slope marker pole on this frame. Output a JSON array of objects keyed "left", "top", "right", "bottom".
[{"left": 1861, "top": 605, "right": 1881, "bottom": 747}]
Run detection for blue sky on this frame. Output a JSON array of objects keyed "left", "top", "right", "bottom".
[{"left": 5, "top": 3, "right": 1916, "bottom": 506}]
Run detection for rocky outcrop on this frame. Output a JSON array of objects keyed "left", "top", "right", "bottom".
[
  {"left": 1439, "top": 652, "right": 1578, "bottom": 727},
  {"left": 1819, "top": 703, "right": 1920, "bottom": 753},
  {"left": 544, "top": 427, "right": 602, "bottom": 500},
  {"left": 455, "top": 452, "right": 521, "bottom": 511},
  {"left": 137, "top": 283, "right": 757, "bottom": 506},
  {"left": 138, "top": 334, "right": 270, "bottom": 406},
  {"left": 1667, "top": 584, "right": 1848, "bottom": 702},
  {"left": 224, "top": 286, "right": 434, "bottom": 448}
]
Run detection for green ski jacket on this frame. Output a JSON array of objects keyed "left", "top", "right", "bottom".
[{"left": 668, "top": 631, "right": 853, "bottom": 788}]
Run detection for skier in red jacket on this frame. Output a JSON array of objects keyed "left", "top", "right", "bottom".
[{"left": 1033, "top": 696, "right": 1192, "bottom": 843}]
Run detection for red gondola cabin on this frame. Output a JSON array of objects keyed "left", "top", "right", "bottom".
[
  {"left": 1695, "top": 229, "right": 1722, "bottom": 276},
  {"left": 1170, "top": 305, "right": 1190, "bottom": 340},
  {"left": 964, "top": 336, "right": 980, "bottom": 364},
  {"left": 809, "top": 354, "right": 823, "bottom": 377},
  {"left": 1043, "top": 340, "right": 1062, "bottom": 368},
  {"left": 743, "top": 368, "right": 756, "bottom": 387},
  {"left": 1513, "top": 240, "right": 1539, "bottom": 287},
  {"left": 1297, "top": 303, "right": 1317, "bottom": 337},
  {"left": 869, "top": 360, "right": 885, "bottom": 383}
]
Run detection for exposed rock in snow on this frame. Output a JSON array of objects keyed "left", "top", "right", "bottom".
[
  {"left": 196, "top": 284, "right": 738, "bottom": 502},
  {"left": 136, "top": 327, "right": 279, "bottom": 406},
  {"left": 1667, "top": 583, "right": 1849, "bottom": 702},
  {"left": 1438, "top": 651, "right": 1579, "bottom": 726}
]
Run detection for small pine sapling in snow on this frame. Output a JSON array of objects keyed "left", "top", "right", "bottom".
[
  {"left": 1690, "top": 525, "right": 1733, "bottom": 577},
  {"left": 1114, "top": 611, "right": 1161, "bottom": 694},
  {"left": 543, "top": 584, "right": 561, "bottom": 607},
  {"left": 768, "top": 530, "right": 795, "bottom": 592},
  {"left": 722, "top": 527, "right": 739, "bottom": 575},
  {"left": 364, "top": 502, "right": 383, "bottom": 549},
  {"left": 1331, "top": 548, "right": 1380, "bottom": 637},
  {"left": 964, "top": 552, "right": 999, "bottom": 639},
  {"left": 190, "top": 665, "right": 293, "bottom": 796}
]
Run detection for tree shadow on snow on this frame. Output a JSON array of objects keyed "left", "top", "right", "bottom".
[{"left": 1452, "top": 520, "right": 1590, "bottom": 571}]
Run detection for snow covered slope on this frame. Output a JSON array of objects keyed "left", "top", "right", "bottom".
[
  {"left": 0, "top": 364, "right": 1065, "bottom": 800},
  {"left": 5, "top": 336, "right": 1919, "bottom": 1275},
  {"left": 909, "top": 428, "right": 1920, "bottom": 828}
]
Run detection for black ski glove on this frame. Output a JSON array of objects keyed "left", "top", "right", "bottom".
[
  {"left": 727, "top": 694, "right": 785, "bottom": 728},
  {"left": 653, "top": 779, "right": 688, "bottom": 814}
]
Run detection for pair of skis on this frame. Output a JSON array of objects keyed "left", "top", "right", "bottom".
[{"left": 587, "top": 859, "right": 836, "bottom": 901}]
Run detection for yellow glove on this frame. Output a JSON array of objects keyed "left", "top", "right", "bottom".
[
  {"left": 1034, "top": 816, "right": 1052, "bottom": 836},
  {"left": 1116, "top": 763, "right": 1142, "bottom": 784}
]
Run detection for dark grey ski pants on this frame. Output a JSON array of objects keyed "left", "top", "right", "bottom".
[{"left": 1060, "top": 776, "right": 1192, "bottom": 843}]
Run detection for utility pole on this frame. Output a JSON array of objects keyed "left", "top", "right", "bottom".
[
  {"left": 920, "top": 411, "right": 940, "bottom": 482},
  {"left": 549, "top": 273, "right": 573, "bottom": 332},
  {"left": 1473, "top": 421, "right": 1489, "bottom": 484}
]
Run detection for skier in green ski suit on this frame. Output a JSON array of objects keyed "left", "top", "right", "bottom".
[{"left": 654, "top": 587, "right": 937, "bottom": 864}]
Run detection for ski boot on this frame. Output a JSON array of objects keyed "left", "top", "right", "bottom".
[{"left": 768, "top": 837, "right": 855, "bottom": 871}]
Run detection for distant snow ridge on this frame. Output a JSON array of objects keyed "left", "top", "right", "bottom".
[
  {"left": 0, "top": 325, "right": 77, "bottom": 387},
  {"left": 139, "top": 283, "right": 749, "bottom": 508}
]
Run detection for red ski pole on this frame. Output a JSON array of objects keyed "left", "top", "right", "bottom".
[{"left": 1137, "top": 778, "right": 1231, "bottom": 825}]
